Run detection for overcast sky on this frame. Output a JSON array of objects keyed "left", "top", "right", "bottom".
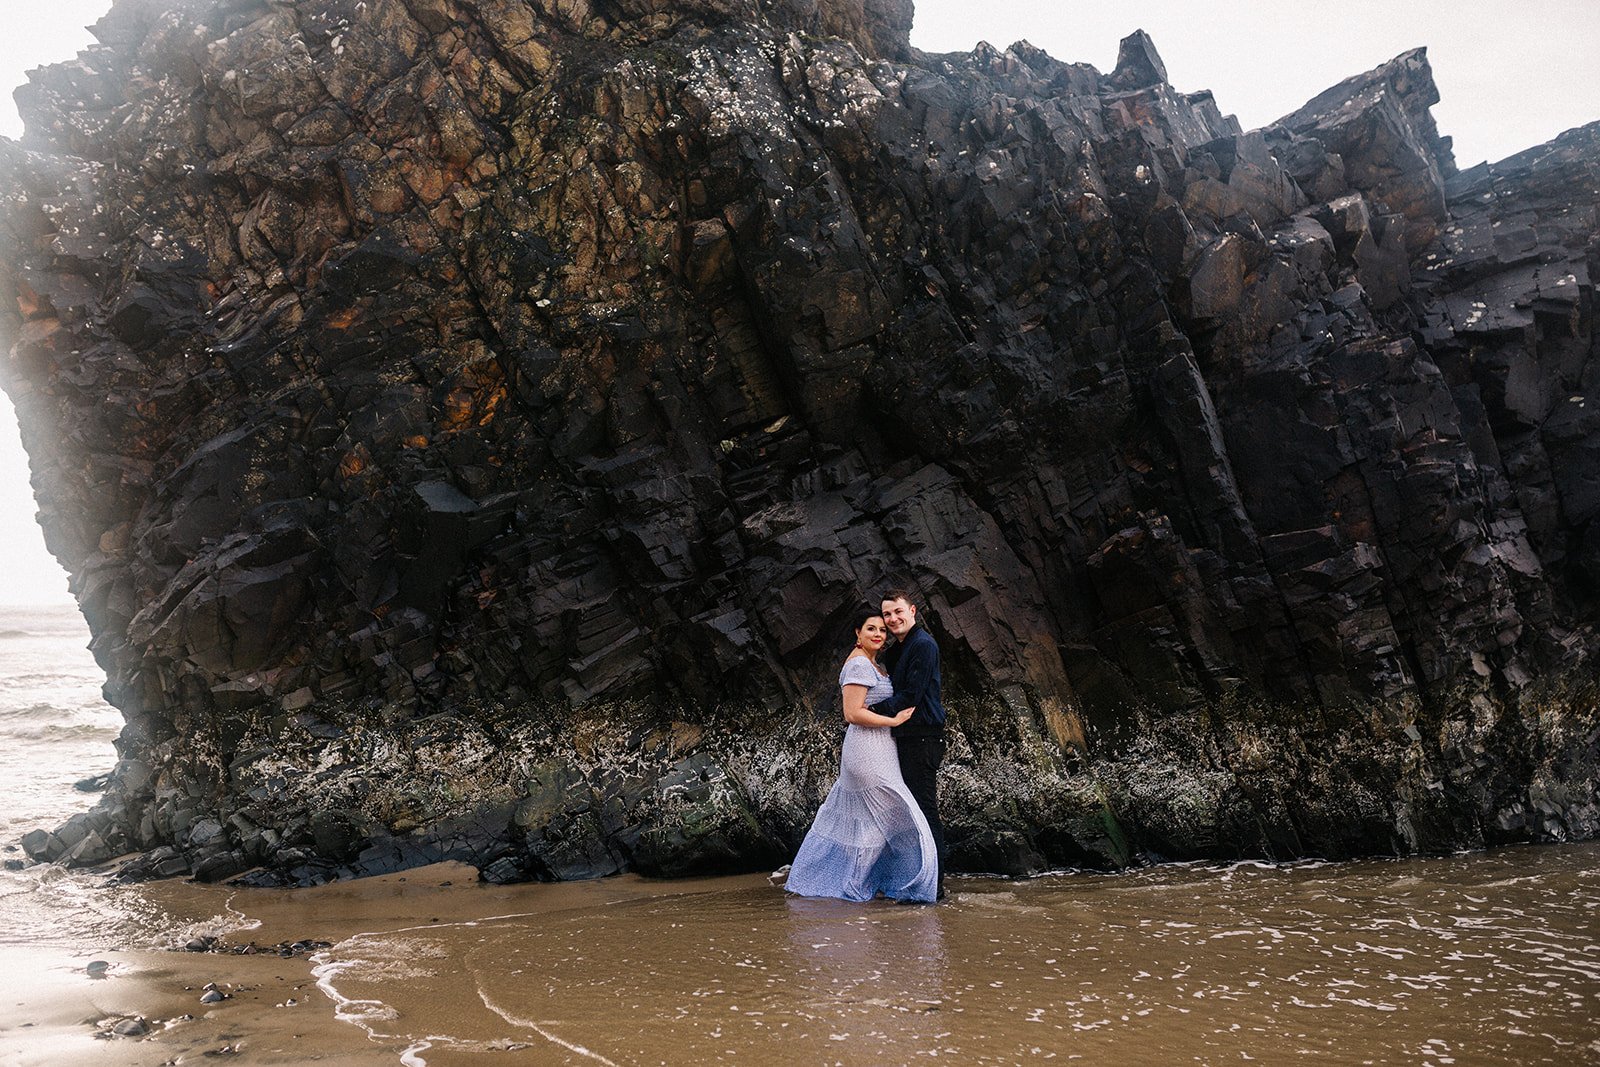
[{"left": 0, "top": 2, "right": 1596, "bottom": 605}]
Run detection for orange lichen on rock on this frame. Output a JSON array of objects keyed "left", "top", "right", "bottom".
[{"left": 337, "top": 448, "right": 369, "bottom": 479}]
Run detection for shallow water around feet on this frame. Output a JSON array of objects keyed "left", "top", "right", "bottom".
[{"left": 313, "top": 845, "right": 1600, "bottom": 1066}]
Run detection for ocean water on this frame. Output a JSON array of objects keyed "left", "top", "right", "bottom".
[
  {"left": 0, "top": 605, "right": 229, "bottom": 962},
  {"left": 0, "top": 605, "right": 133, "bottom": 943},
  {"left": 0, "top": 605, "right": 115, "bottom": 835}
]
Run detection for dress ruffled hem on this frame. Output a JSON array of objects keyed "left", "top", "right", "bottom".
[{"left": 785, "top": 724, "right": 938, "bottom": 903}]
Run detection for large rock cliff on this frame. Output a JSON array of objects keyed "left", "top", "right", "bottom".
[{"left": 3, "top": 0, "right": 1598, "bottom": 884}]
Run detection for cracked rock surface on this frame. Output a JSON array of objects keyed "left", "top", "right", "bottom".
[{"left": 2, "top": 0, "right": 1597, "bottom": 885}]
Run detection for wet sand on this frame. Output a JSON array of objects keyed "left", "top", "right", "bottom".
[
  {"left": 0, "top": 861, "right": 489, "bottom": 1067},
  {"left": 4, "top": 846, "right": 1599, "bottom": 1065},
  {"left": 0, "top": 941, "right": 386, "bottom": 1066},
  {"left": 0, "top": 862, "right": 783, "bottom": 1066}
]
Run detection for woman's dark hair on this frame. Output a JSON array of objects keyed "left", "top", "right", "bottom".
[{"left": 848, "top": 605, "right": 883, "bottom": 642}]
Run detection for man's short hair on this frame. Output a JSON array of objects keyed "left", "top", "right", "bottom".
[{"left": 880, "top": 588, "right": 916, "bottom": 606}]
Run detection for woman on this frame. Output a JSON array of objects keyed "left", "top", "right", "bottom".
[{"left": 785, "top": 608, "right": 940, "bottom": 903}]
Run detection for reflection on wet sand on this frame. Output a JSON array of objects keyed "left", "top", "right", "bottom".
[
  {"left": 313, "top": 883, "right": 954, "bottom": 1064},
  {"left": 784, "top": 897, "right": 949, "bottom": 1028}
]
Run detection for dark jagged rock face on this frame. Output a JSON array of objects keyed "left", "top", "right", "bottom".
[{"left": 2, "top": 0, "right": 1597, "bottom": 885}]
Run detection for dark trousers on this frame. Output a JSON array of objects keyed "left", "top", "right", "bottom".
[{"left": 895, "top": 735, "right": 946, "bottom": 884}]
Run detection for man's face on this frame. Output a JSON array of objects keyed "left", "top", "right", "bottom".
[{"left": 881, "top": 597, "right": 916, "bottom": 637}]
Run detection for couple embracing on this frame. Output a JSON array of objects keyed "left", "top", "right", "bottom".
[{"left": 785, "top": 590, "right": 947, "bottom": 904}]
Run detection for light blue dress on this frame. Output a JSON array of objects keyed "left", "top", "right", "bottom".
[{"left": 785, "top": 656, "right": 939, "bottom": 903}]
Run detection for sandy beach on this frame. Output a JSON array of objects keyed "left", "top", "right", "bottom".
[
  {"left": 5, "top": 846, "right": 1599, "bottom": 1066},
  {"left": 0, "top": 861, "right": 752, "bottom": 1066},
  {"left": 1, "top": 862, "right": 799, "bottom": 1066},
  {"left": 0, "top": 940, "right": 387, "bottom": 1067},
  {"left": 1, "top": 861, "right": 461, "bottom": 1066}
]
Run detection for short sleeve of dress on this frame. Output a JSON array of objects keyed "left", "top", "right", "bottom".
[{"left": 838, "top": 657, "right": 877, "bottom": 689}]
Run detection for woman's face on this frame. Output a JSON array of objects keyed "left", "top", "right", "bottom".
[{"left": 857, "top": 616, "right": 887, "bottom": 651}]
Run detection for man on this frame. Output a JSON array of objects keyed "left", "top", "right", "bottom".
[{"left": 870, "top": 589, "right": 947, "bottom": 899}]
